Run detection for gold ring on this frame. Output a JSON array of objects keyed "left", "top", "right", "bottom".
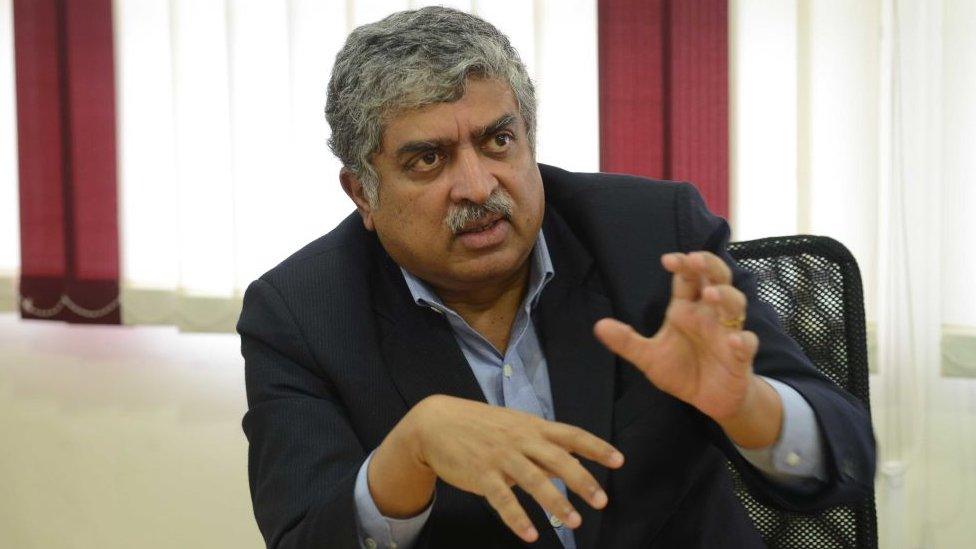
[{"left": 720, "top": 315, "right": 746, "bottom": 330}]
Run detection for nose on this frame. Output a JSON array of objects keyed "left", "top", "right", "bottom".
[{"left": 449, "top": 144, "right": 497, "bottom": 204}]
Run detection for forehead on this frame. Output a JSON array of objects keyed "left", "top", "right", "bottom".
[{"left": 380, "top": 78, "right": 519, "bottom": 150}]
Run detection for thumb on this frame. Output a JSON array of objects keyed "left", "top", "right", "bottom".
[{"left": 593, "top": 318, "right": 652, "bottom": 370}]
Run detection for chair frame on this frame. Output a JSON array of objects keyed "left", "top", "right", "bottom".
[{"left": 728, "top": 235, "right": 878, "bottom": 549}]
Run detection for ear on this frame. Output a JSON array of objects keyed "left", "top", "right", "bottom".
[{"left": 339, "top": 168, "right": 376, "bottom": 231}]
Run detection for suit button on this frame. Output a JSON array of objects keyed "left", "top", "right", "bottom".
[{"left": 549, "top": 514, "right": 563, "bottom": 528}]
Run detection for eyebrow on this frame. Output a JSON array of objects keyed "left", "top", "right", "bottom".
[
  {"left": 473, "top": 113, "right": 516, "bottom": 141},
  {"left": 394, "top": 113, "right": 517, "bottom": 159}
]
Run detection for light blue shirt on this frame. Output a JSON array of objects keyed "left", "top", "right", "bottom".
[{"left": 354, "top": 232, "right": 827, "bottom": 549}]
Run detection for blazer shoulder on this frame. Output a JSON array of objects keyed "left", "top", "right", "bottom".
[
  {"left": 539, "top": 163, "right": 705, "bottom": 241},
  {"left": 539, "top": 162, "right": 690, "bottom": 205},
  {"left": 241, "top": 212, "right": 380, "bottom": 339},
  {"left": 255, "top": 212, "right": 371, "bottom": 289},
  {"left": 539, "top": 164, "right": 689, "bottom": 194}
]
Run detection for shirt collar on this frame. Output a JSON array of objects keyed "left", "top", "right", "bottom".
[{"left": 400, "top": 230, "right": 556, "bottom": 314}]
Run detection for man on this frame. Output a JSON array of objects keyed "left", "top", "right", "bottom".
[{"left": 238, "top": 7, "right": 875, "bottom": 549}]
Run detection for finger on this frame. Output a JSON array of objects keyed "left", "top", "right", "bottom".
[
  {"left": 674, "top": 304, "right": 740, "bottom": 364},
  {"left": 503, "top": 453, "right": 582, "bottom": 529},
  {"left": 544, "top": 418, "right": 626, "bottom": 470},
  {"left": 701, "top": 284, "right": 747, "bottom": 325},
  {"left": 660, "top": 300, "right": 704, "bottom": 343},
  {"left": 666, "top": 294, "right": 718, "bottom": 330},
  {"left": 594, "top": 318, "right": 654, "bottom": 373},
  {"left": 525, "top": 443, "right": 609, "bottom": 510},
  {"left": 690, "top": 251, "right": 733, "bottom": 285},
  {"left": 482, "top": 474, "right": 539, "bottom": 543},
  {"left": 728, "top": 330, "right": 760, "bottom": 364},
  {"left": 691, "top": 301, "right": 725, "bottom": 344},
  {"left": 661, "top": 253, "right": 702, "bottom": 300}
]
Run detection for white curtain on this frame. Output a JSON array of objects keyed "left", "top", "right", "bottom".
[
  {"left": 732, "top": 1, "right": 976, "bottom": 547},
  {"left": 113, "top": 0, "right": 600, "bottom": 332},
  {"left": 0, "top": 0, "right": 19, "bottom": 311}
]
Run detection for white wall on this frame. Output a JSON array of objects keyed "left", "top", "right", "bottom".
[{"left": 941, "top": 0, "right": 976, "bottom": 329}]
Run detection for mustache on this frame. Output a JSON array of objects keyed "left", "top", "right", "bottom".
[{"left": 445, "top": 190, "right": 514, "bottom": 234}]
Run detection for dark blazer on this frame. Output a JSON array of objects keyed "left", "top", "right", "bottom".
[{"left": 238, "top": 164, "right": 876, "bottom": 549}]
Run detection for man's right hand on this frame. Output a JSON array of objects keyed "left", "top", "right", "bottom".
[{"left": 367, "top": 394, "right": 625, "bottom": 543}]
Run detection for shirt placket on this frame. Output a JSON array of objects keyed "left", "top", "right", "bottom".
[{"left": 500, "top": 318, "right": 575, "bottom": 549}]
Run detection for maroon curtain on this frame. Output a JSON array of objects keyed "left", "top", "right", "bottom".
[
  {"left": 13, "top": 0, "right": 120, "bottom": 324},
  {"left": 599, "top": 0, "right": 729, "bottom": 218}
]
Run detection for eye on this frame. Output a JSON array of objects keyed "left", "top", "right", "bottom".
[
  {"left": 409, "top": 150, "right": 445, "bottom": 172},
  {"left": 485, "top": 132, "right": 515, "bottom": 154}
]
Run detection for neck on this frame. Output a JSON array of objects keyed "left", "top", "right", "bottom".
[{"left": 433, "top": 261, "right": 531, "bottom": 353}]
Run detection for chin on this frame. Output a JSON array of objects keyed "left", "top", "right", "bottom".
[{"left": 450, "top": 249, "right": 527, "bottom": 284}]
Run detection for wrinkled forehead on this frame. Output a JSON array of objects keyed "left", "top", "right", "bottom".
[{"left": 378, "top": 77, "right": 521, "bottom": 153}]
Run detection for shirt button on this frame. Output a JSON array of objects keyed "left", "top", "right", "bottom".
[
  {"left": 549, "top": 514, "right": 563, "bottom": 528},
  {"left": 502, "top": 364, "right": 513, "bottom": 378},
  {"left": 785, "top": 452, "right": 802, "bottom": 467},
  {"left": 364, "top": 538, "right": 378, "bottom": 549}
]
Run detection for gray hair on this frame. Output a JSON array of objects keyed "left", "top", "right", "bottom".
[{"left": 325, "top": 6, "right": 537, "bottom": 206}]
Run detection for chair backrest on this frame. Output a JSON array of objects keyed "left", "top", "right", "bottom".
[{"left": 727, "top": 235, "right": 878, "bottom": 549}]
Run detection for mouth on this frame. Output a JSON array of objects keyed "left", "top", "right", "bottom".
[
  {"left": 453, "top": 213, "right": 511, "bottom": 251},
  {"left": 456, "top": 214, "right": 505, "bottom": 236}
]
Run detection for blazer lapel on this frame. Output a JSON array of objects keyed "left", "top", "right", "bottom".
[
  {"left": 536, "top": 210, "right": 618, "bottom": 549},
  {"left": 371, "top": 243, "right": 487, "bottom": 408}
]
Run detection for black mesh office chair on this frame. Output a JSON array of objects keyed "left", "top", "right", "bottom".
[{"left": 727, "top": 235, "right": 878, "bottom": 549}]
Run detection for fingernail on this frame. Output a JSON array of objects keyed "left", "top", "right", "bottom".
[
  {"left": 592, "top": 489, "right": 608, "bottom": 508},
  {"left": 525, "top": 527, "right": 538, "bottom": 541},
  {"left": 609, "top": 451, "right": 624, "bottom": 466}
]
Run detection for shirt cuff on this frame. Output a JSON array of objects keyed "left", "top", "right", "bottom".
[
  {"left": 354, "top": 450, "right": 435, "bottom": 549},
  {"left": 735, "top": 376, "right": 829, "bottom": 490}
]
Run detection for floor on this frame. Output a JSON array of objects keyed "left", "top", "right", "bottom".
[{"left": 1, "top": 312, "right": 974, "bottom": 548}]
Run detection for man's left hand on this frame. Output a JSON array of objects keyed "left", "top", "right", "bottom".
[{"left": 594, "top": 251, "right": 783, "bottom": 448}]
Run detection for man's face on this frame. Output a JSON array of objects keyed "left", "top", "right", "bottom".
[{"left": 350, "top": 77, "right": 545, "bottom": 293}]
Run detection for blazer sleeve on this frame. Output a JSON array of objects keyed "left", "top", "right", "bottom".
[
  {"left": 673, "top": 182, "right": 877, "bottom": 512},
  {"left": 238, "top": 276, "right": 364, "bottom": 548}
]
